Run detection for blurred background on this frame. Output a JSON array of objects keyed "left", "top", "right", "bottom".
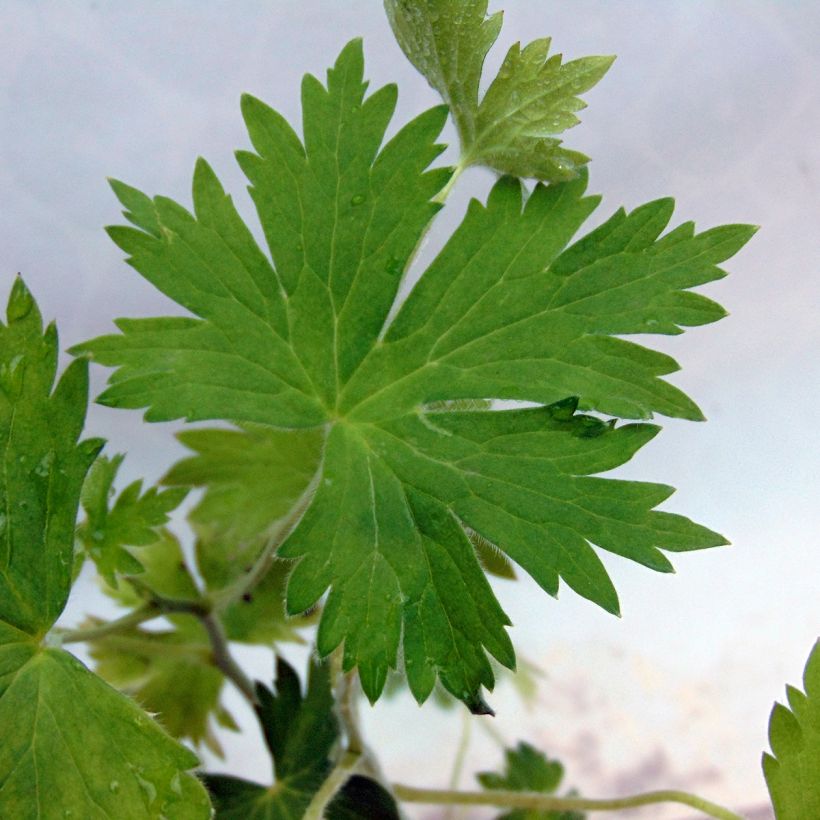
[{"left": 1, "top": 2, "right": 818, "bottom": 817}]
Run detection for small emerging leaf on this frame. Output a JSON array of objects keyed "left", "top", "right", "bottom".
[
  {"left": 478, "top": 741, "right": 584, "bottom": 820},
  {"left": 385, "top": 0, "right": 613, "bottom": 181},
  {"left": 78, "top": 453, "right": 187, "bottom": 587}
]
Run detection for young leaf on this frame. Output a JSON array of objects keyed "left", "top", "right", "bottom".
[
  {"left": 385, "top": 0, "right": 613, "bottom": 180},
  {"left": 163, "top": 425, "right": 323, "bottom": 644},
  {"left": 478, "top": 741, "right": 584, "bottom": 820},
  {"left": 0, "top": 279, "right": 210, "bottom": 818},
  {"left": 88, "top": 530, "right": 238, "bottom": 756},
  {"left": 763, "top": 640, "right": 820, "bottom": 819},
  {"left": 78, "top": 452, "right": 188, "bottom": 586},
  {"left": 74, "top": 42, "right": 754, "bottom": 707},
  {"left": 205, "top": 657, "right": 397, "bottom": 819},
  {"left": 87, "top": 614, "right": 237, "bottom": 756}
]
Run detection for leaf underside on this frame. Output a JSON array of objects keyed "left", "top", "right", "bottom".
[
  {"left": 75, "top": 39, "right": 754, "bottom": 707},
  {"left": 385, "top": 0, "right": 614, "bottom": 181},
  {"left": 0, "top": 280, "right": 210, "bottom": 818},
  {"left": 764, "top": 640, "right": 820, "bottom": 819}
]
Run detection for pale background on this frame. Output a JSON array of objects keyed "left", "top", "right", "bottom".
[{"left": 1, "top": 2, "right": 819, "bottom": 818}]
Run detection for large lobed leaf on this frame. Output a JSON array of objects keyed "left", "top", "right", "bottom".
[
  {"left": 764, "top": 640, "right": 820, "bottom": 819},
  {"left": 0, "top": 279, "right": 211, "bottom": 818},
  {"left": 75, "top": 40, "right": 754, "bottom": 708},
  {"left": 385, "top": 0, "right": 613, "bottom": 181}
]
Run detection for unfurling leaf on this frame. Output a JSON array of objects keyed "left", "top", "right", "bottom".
[
  {"left": 0, "top": 280, "right": 210, "bottom": 818},
  {"left": 385, "top": 0, "right": 613, "bottom": 181},
  {"left": 764, "top": 640, "right": 820, "bottom": 819},
  {"left": 75, "top": 40, "right": 753, "bottom": 708}
]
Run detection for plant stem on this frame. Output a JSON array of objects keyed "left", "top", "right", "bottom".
[
  {"left": 59, "top": 602, "right": 161, "bottom": 644},
  {"left": 212, "top": 476, "right": 319, "bottom": 613},
  {"left": 444, "top": 710, "right": 472, "bottom": 820},
  {"left": 199, "top": 611, "right": 259, "bottom": 706},
  {"left": 303, "top": 750, "right": 364, "bottom": 820},
  {"left": 392, "top": 784, "right": 744, "bottom": 820}
]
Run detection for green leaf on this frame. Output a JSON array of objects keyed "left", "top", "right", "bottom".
[
  {"left": 325, "top": 775, "right": 400, "bottom": 820},
  {"left": 478, "top": 741, "right": 584, "bottom": 820},
  {"left": 75, "top": 42, "right": 754, "bottom": 707},
  {"left": 78, "top": 453, "right": 188, "bottom": 586},
  {"left": 0, "top": 279, "right": 211, "bottom": 818},
  {"left": 0, "top": 646, "right": 211, "bottom": 819},
  {"left": 204, "top": 657, "right": 336, "bottom": 819},
  {"left": 1, "top": 277, "right": 103, "bottom": 636},
  {"left": 385, "top": 0, "right": 613, "bottom": 181},
  {"left": 163, "top": 424, "right": 323, "bottom": 644},
  {"left": 764, "top": 640, "right": 820, "bottom": 819},
  {"left": 205, "top": 657, "right": 398, "bottom": 819},
  {"left": 87, "top": 613, "right": 237, "bottom": 757}
]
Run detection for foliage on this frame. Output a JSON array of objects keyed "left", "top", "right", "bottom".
[
  {"left": 764, "top": 641, "right": 820, "bottom": 819},
  {"left": 1, "top": 1, "right": 813, "bottom": 818},
  {"left": 204, "top": 657, "right": 398, "bottom": 819},
  {"left": 0, "top": 281, "right": 209, "bottom": 818},
  {"left": 478, "top": 741, "right": 584, "bottom": 819}
]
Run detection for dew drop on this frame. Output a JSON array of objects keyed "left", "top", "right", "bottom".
[
  {"left": 385, "top": 257, "right": 403, "bottom": 276},
  {"left": 350, "top": 194, "right": 366, "bottom": 206},
  {"left": 34, "top": 451, "right": 54, "bottom": 478},
  {"left": 109, "top": 780, "right": 120, "bottom": 794},
  {"left": 646, "top": 318, "right": 659, "bottom": 327},
  {"left": 91, "top": 529, "right": 104, "bottom": 542},
  {"left": 169, "top": 772, "right": 182, "bottom": 796}
]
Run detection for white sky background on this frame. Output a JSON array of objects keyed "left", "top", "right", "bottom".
[{"left": 1, "top": 2, "right": 818, "bottom": 817}]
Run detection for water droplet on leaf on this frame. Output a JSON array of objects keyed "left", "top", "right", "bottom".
[{"left": 350, "top": 194, "right": 365, "bottom": 206}]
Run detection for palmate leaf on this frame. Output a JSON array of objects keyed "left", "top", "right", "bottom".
[
  {"left": 205, "top": 657, "right": 399, "bottom": 819},
  {"left": 385, "top": 0, "right": 613, "bottom": 181},
  {"left": 0, "top": 280, "right": 210, "bottom": 818},
  {"left": 77, "top": 452, "right": 187, "bottom": 586},
  {"left": 763, "top": 640, "right": 820, "bottom": 819},
  {"left": 74, "top": 40, "right": 754, "bottom": 708},
  {"left": 478, "top": 741, "right": 584, "bottom": 820}
]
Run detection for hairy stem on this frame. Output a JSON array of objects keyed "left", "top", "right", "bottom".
[
  {"left": 444, "top": 710, "right": 473, "bottom": 820},
  {"left": 392, "top": 784, "right": 744, "bottom": 820},
  {"left": 59, "top": 602, "right": 161, "bottom": 644},
  {"left": 200, "top": 611, "right": 258, "bottom": 706},
  {"left": 212, "top": 475, "right": 319, "bottom": 613}
]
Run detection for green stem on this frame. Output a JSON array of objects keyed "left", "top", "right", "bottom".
[
  {"left": 200, "top": 610, "right": 259, "bottom": 706},
  {"left": 431, "top": 159, "right": 467, "bottom": 205},
  {"left": 303, "top": 750, "right": 364, "bottom": 820},
  {"left": 392, "top": 784, "right": 743, "bottom": 820},
  {"left": 211, "top": 475, "right": 319, "bottom": 613},
  {"left": 444, "top": 710, "right": 472, "bottom": 820},
  {"left": 59, "top": 602, "right": 161, "bottom": 644}
]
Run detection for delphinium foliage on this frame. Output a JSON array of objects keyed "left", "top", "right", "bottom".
[{"left": 0, "top": 1, "right": 816, "bottom": 818}]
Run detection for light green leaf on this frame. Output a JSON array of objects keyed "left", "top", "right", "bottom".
[
  {"left": 163, "top": 425, "right": 322, "bottom": 644},
  {"left": 0, "top": 647, "right": 211, "bottom": 819},
  {"left": 78, "top": 453, "right": 188, "bottom": 586},
  {"left": 0, "top": 279, "right": 210, "bottom": 818},
  {"left": 87, "top": 614, "right": 236, "bottom": 757},
  {"left": 75, "top": 42, "right": 753, "bottom": 707},
  {"left": 1, "top": 277, "right": 103, "bottom": 636},
  {"left": 764, "top": 640, "right": 820, "bottom": 819},
  {"left": 385, "top": 0, "right": 613, "bottom": 181}
]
